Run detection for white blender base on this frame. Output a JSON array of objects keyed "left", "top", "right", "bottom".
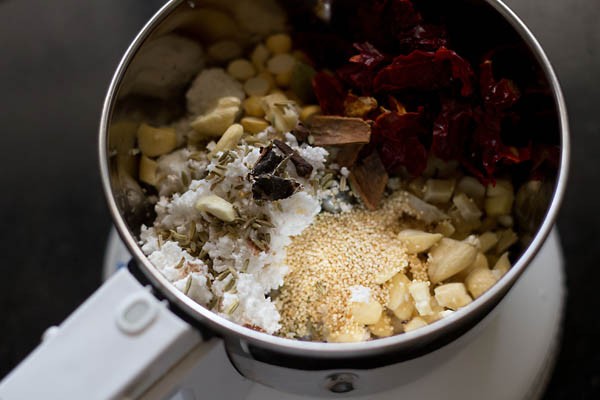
[{"left": 104, "top": 230, "right": 564, "bottom": 400}]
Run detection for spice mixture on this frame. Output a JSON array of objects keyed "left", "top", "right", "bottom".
[
  {"left": 278, "top": 192, "right": 417, "bottom": 341},
  {"left": 110, "top": 0, "right": 558, "bottom": 342}
]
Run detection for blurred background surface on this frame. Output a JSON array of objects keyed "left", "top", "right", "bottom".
[{"left": 0, "top": 0, "right": 598, "bottom": 398}]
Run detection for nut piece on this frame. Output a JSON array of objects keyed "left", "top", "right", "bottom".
[
  {"left": 478, "top": 231, "right": 499, "bottom": 253},
  {"left": 190, "top": 97, "right": 241, "bottom": 139},
  {"left": 457, "top": 176, "right": 486, "bottom": 201},
  {"left": 386, "top": 273, "right": 411, "bottom": 310},
  {"left": 110, "top": 120, "right": 139, "bottom": 177},
  {"left": 349, "top": 152, "right": 388, "bottom": 210},
  {"left": 137, "top": 123, "right": 177, "bottom": 157},
  {"left": 434, "top": 283, "right": 473, "bottom": 310},
  {"left": 465, "top": 267, "right": 497, "bottom": 298},
  {"left": 374, "top": 261, "right": 407, "bottom": 285},
  {"left": 493, "top": 252, "right": 511, "bottom": 278},
  {"left": 242, "top": 96, "right": 266, "bottom": 118},
  {"left": 267, "top": 53, "right": 296, "bottom": 75},
  {"left": 485, "top": 195, "right": 514, "bottom": 217},
  {"left": 244, "top": 76, "right": 271, "bottom": 97},
  {"left": 368, "top": 314, "right": 394, "bottom": 338},
  {"left": 190, "top": 8, "right": 237, "bottom": 42},
  {"left": 258, "top": 71, "right": 276, "bottom": 89},
  {"left": 266, "top": 33, "right": 292, "bottom": 54},
  {"left": 261, "top": 93, "right": 299, "bottom": 133},
  {"left": 495, "top": 229, "right": 517, "bottom": 254},
  {"left": 434, "top": 220, "right": 456, "bottom": 237},
  {"left": 195, "top": 195, "right": 237, "bottom": 222},
  {"left": 455, "top": 252, "right": 489, "bottom": 281},
  {"left": 300, "top": 105, "right": 321, "bottom": 123},
  {"left": 404, "top": 317, "right": 428, "bottom": 332},
  {"left": 344, "top": 95, "right": 378, "bottom": 118},
  {"left": 422, "top": 298, "right": 446, "bottom": 323},
  {"left": 251, "top": 43, "right": 271, "bottom": 72},
  {"left": 186, "top": 68, "right": 244, "bottom": 116},
  {"left": 227, "top": 59, "right": 256, "bottom": 81},
  {"left": 408, "top": 281, "right": 434, "bottom": 316},
  {"left": 209, "top": 123, "right": 244, "bottom": 156},
  {"left": 326, "top": 326, "right": 369, "bottom": 343},
  {"left": 487, "top": 180, "right": 514, "bottom": 197},
  {"left": 138, "top": 155, "right": 158, "bottom": 186},
  {"left": 423, "top": 179, "right": 455, "bottom": 204},
  {"left": 241, "top": 117, "right": 270, "bottom": 135},
  {"left": 453, "top": 193, "right": 483, "bottom": 222},
  {"left": 485, "top": 180, "right": 515, "bottom": 216},
  {"left": 398, "top": 229, "right": 443, "bottom": 253},
  {"left": 207, "top": 40, "right": 242, "bottom": 63},
  {"left": 393, "top": 301, "right": 415, "bottom": 322},
  {"left": 275, "top": 70, "right": 293, "bottom": 88},
  {"left": 427, "top": 238, "right": 478, "bottom": 284},
  {"left": 350, "top": 300, "right": 383, "bottom": 325}
]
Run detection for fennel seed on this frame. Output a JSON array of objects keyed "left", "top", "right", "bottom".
[
  {"left": 184, "top": 276, "right": 193, "bottom": 295},
  {"left": 223, "top": 277, "right": 236, "bottom": 292},
  {"left": 322, "top": 179, "right": 335, "bottom": 189},
  {"left": 242, "top": 217, "right": 257, "bottom": 231},
  {"left": 181, "top": 171, "right": 190, "bottom": 187},
  {"left": 207, "top": 297, "right": 218, "bottom": 310},
  {"left": 225, "top": 299, "right": 240, "bottom": 315},
  {"left": 216, "top": 270, "right": 230, "bottom": 281},
  {"left": 339, "top": 175, "right": 348, "bottom": 191},
  {"left": 256, "top": 219, "right": 275, "bottom": 228},
  {"left": 218, "top": 150, "right": 231, "bottom": 163},
  {"left": 249, "top": 236, "right": 267, "bottom": 251},
  {"left": 174, "top": 257, "right": 185, "bottom": 269},
  {"left": 275, "top": 201, "right": 283, "bottom": 212},
  {"left": 210, "top": 176, "right": 226, "bottom": 190}
]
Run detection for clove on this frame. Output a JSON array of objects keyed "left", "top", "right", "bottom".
[{"left": 273, "top": 139, "right": 313, "bottom": 178}]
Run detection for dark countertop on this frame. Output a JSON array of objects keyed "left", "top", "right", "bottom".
[{"left": 0, "top": 0, "right": 598, "bottom": 398}]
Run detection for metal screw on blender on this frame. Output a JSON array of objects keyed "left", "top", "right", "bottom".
[{"left": 325, "top": 373, "right": 358, "bottom": 393}]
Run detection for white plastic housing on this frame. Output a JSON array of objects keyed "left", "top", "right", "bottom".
[{"left": 0, "top": 268, "right": 202, "bottom": 400}]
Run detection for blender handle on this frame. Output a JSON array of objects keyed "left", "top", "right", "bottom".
[{"left": 0, "top": 268, "right": 207, "bottom": 400}]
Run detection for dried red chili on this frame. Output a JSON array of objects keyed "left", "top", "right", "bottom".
[
  {"left": 431, "top": 99, "right": 474, "bottom": 162},
  {"left": 374, "top": 47, "right": 474, "bottom": 96},
  {"left": 397, "top": 24, "right": 448, "bottom": 52},
  {"left": 337, "top": 63, "right": 376, "bottom": 95},
  {"left": 471, "top": 58, "right": 530, "bottom": 179},
  {"left": 349, "top": 42, "right": 386, "bottom": 68},
  {"left": 306, "top": 0, "right": 554, "bottom": 184},
  {"left": 337, "top": 42, "right": 386, "bottom": 95},
  {"left": 372, "top": 111, "right": 428, "bottom": 176},
  {"left": 312, "top": 71, "right": 346, "bottom": 115},
  {"left": 480, "top": 60, "right": 521, "bottom": 110}
]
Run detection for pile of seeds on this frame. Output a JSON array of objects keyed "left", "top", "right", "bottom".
[{"left": 277, "top": 191, "right": 427, "bottom": 341}]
